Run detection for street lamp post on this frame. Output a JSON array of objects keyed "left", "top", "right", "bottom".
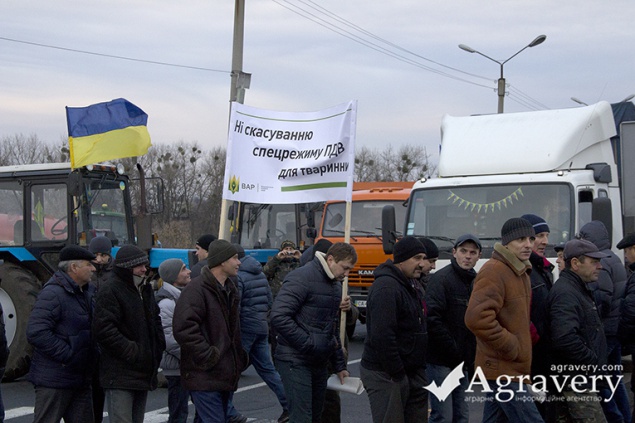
[{"left": 459, "top": 35, "right": 547, "bottom": 113}]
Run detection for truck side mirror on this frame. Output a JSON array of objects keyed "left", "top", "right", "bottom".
[
  {"left": 382, "top": 205, "right": 397, "bottom": 254},
  {"left": 592, "top": 197, "right": 613, "bottom": 246}
]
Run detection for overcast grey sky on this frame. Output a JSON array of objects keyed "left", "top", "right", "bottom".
[{"left": 1, "top": 0, "right": 633, "bottom": 164}]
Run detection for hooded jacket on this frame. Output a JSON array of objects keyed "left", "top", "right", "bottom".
[
  {"left": 173, "top": 267, "right": 249, "bottom": 392},
  {"left": 361, "top": 260, "right": 427, "bottom": 380},
  {"left": 93, "top": 266, "right": 165, "bottom": 391},
  {"left": 27, "top": 270, "right": 97, "bottom": 388},
  {"left": 237, "top": 255, "right": 273, "bottom": 335},
  {"left": 579, "top": 220, "right": 627, "bottom": 336},
  {"left": 465, "top": 243, "right": 533, "bottom": 381},
  {"left": 155, "top": 282, "right": 183, "bottom": 377}
]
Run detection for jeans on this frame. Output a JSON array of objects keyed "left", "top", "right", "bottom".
[
  {"left": 105, "top": 389, "right": 148, "bottom": 423},
  {"left": 426, "top": 363, "right": 468, "bottom": 423},
  {"left": 190, "top": 390, "right": 231, "bottom": 423},
  {"left": 166, "top": 376, "right": 189, "bottom": 423},
  {"left": 360, "top": 365, "right": 428, "bottom": 423},
  {"left": 481, "top": 381, "right": 544, "bottom": 423},
  {"left": 242, "top": 332, "right": 288, "bottom": 410},
  {"left": 33, "top": 385, "right": 94, "bottom": 423},
  {"left": 600, "top": 338, "right": 631, "bottom": 423},
  {"left": 276, "top": 359, "right": 329, "bottom": 423}
]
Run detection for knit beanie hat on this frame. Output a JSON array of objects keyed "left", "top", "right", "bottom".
[
  {"left": 501, "top": 218, "right": 535, "bottom": 245},
  {"left": 207, "top": 239, "right": 238, "bottom": 268},
  {"left": 196, "top": 234, "right": 217, "bottom": 251},
  {"left": 313, "top": 239, "right": 333, "bottom": 255},
  {"left": 232, "top": 243, "right": 246, "bottom": 259},
  {"left": 280, "top": 240, "right": 296, "bottom": 250},
  {"left": 114, "top": 245, "right": 149, "bottom": 269},
  {"left": 417, "top": 237, "right": 439, "bottom": 259},
  {"left": 520, "top": 214, "right": 550, "bottom": 235},
  {"left": 89, "top": 235, "right": 112, "bottom": 255},
  {"left": 159, "top": 258, "right": 184, "bottom": 284},
  {"left": 393, "top": 236, "right": 427, "bottom": 264}
]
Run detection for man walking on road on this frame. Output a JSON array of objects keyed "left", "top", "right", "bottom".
[
  {"left": 173, "top": 240, "right": 249, "bottom": 423},
  {"left": 465, "top": 217, "right": 544, "bottom": 422},
  {"left": 270, "top": 242, "right": 355, "bottom": 423},
  {"left": 361, "top": 236, "right": 429, "bottom": 423},
  {"left": 27, "top": 245, "right": 98, "bottom": 423},
  {"left": 425, "top": 234, "right": 480, "bottom": 423}
]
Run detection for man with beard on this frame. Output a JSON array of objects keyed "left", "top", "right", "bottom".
[{"left": 361, "top": 236, "right": 428, "bottom": 423}]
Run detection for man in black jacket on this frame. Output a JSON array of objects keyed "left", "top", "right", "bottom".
[
  {"left": 618, "top": 233, "right": 635, "bottom": 421},
  {"left": 93, "top": 245, "right": 166, "bottom": 423},
  {"left": 425, "top": 234, "right": 480, "bottom": 423},
  {"left": 361, "top": 236, "right": 428, "bottom": 423},
  {"left": 547, "top": 239, "right": 609, "bottom": 422},
  {"left": 270, "top": 242, "right": 355, "bottom": 423}
]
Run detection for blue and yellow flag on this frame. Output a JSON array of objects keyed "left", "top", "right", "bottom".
[{"left": 66, "top": 98, "right": 152, "bottom": 168}]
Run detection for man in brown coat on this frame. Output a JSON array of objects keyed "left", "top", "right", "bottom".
[
  {"left": 173, "top": 239, "right": 249, "bottom": 423},
  {"left": 465, "top": 217, "right": 544, "bottom": 422}
]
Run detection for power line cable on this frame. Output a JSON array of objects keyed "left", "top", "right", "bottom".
[{"left": 0, "top": 36, "right": 229, "bottom": 74}]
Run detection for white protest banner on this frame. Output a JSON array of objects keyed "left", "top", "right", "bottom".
[{"left": 222, "top": 101, "right": 357, "bottom": 204}]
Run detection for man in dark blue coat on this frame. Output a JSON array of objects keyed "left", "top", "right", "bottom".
[
  {"left": 271, "top": 242, "right": 356, "bottom": 423},
  {"left": 27, "top": 245, "right": 98, "bottom": 422}
]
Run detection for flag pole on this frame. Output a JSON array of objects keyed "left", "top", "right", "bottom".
[{"left": 340, "top": 200, "right": 352, "bottom": 345}]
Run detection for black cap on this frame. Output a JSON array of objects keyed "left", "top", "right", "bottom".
[
  {"left": 501, "top": 218, "right": 535, "bottom": 245},
  {"left": 196, "top": 234, "right": 217, "bottom": 251},
  {"left": 563, "top": 239, "right": 609, "bottom": 261},
  {"left": 454, "top": 234, "right": 482, "bottom": 251},
  {"left": 554, "top": 243, "right": 565, "bottom": 252},
  {"left": 393, "top": 236, "right": 427, "bottom": 264},
  {"left": 114, "top": 245, "right": 149, "bottom": 269},
  {"left": 417, "top": 237, "right": 439, "bottom": 259},
  {"left": 60, "top": 245, "right": 96, "bottom": 262},
  {"left": 617, "top": 233, "right": 635, "bottom": 250}
]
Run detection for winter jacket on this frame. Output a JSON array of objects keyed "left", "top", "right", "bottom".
[
  {"left": 156, "top": 282, "right": 183, "bottom": 377},
  {"left": 619, "top": 262, "right": 635, "bottom": 351},
  {"left": 425, "top": 258, "right": 476, "bottom": 370},
  {"left": 270, "top": 252, "right": 346, "bottom": 372},
  {"left": 93, "top": 267, "right": 166, "bottom": 391},
  {"left": 528, "top": 251, "right": 554, "bottom": 377},
  {"left": 189, "top": 260, "right": 205, "bottom": 279},
  {"left": 548, "top": 268, "right": 608, "bottom": 387},
  {"left": 465, "top": 243, "right": 533, "bottom": 381},
  {"left": 579, "top": 220, "right": 628, "bottom": 336},
  {"left": 237, "top": 256, "right": 273, "bottom": 335},
  {"left": 263, "top": 255, "right": 300, "bottom": 298},
  {"left": 27, "top": 270, "right": 97, "bottom": 388},
  {"left": 91, "top": 260, "right": 113, "bottom": 290},
  {"left": 173, "top": 267, "right": 249, "bottom": 392},
  {"left": 361, "top": 260, "right": 427, "bottom": 380}
]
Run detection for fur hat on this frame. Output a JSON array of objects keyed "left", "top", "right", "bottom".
[
  {"left": 501, "top": 218, "right": 535, "bottom": 245},
  {"left": 393, "top": 236, "right": 427, "bottom": 264},
  {"left": 159, "top": 258, "right": 184, "bottom": 284},
  {"left": 60, "top": 245, "right": 96, "bottom": 262},
  {"left": 196, "top": 234, "right": 217, "bottom": 251},
  {"left": 114, "top": 245, "right": 149, "bottom": 269},
  {"left": 280, "top": 240, "right": 296, "bottom": 250},
  {"left": 207, "top": 240, "right": 238, "bottom": 268},
  {"left": 520, "top": 214, "right": 550, "bottom": 235},
  {"left": 89, "top": 236, "right": 112, "bottom": 255}
]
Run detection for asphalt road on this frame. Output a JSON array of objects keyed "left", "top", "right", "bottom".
[{"left": 0, "top": 322, "right": 491, "bottom": 422}]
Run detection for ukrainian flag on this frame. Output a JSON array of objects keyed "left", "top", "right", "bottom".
[{"left": 66, "top": 98, "right": 152, "bottom": 169}]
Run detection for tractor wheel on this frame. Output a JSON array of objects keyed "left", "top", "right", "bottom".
[{"left": 0, "top": 262, "right": 41, "bottom": 381}]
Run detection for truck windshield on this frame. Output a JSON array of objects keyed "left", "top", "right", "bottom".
[
  {"left": 406, "top": 183, "right": 573, "bottom": 251},
  {"left": 237, "top": 203, "right": 298, "bottom": 250},
  {"left": 322, "top": 200, "right": 407, "bottom": 237},
  {"left": 84, "top": 178, "right": 132, "bottom": 246}
]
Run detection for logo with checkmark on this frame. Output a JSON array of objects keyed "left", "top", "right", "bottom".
[{"left": 423, "top": 362, "right": 465, "bottom": 402}]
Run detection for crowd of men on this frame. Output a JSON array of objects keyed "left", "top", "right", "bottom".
[{"left": 13, "top": 212, "right": 635, "bottom": 423}]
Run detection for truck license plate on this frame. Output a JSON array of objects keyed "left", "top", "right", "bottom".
[{"left": 354, "top": 300, "right": 367, "bottom": 308}]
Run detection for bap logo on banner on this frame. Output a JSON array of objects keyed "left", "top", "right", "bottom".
[{"left": 228, "top": 175, "right": 240, "bottom": 194}]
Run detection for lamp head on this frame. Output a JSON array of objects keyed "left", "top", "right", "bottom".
[
  {"left": 458, "top": 44, "right": 476, "bottom": 53},
  {"left": 529, "top": 35, "right": 547, "bottom": 48}
]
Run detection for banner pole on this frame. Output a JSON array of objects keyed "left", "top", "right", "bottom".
[{"left": 340, "top": 200, "right": 352, "bottom": 345}]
